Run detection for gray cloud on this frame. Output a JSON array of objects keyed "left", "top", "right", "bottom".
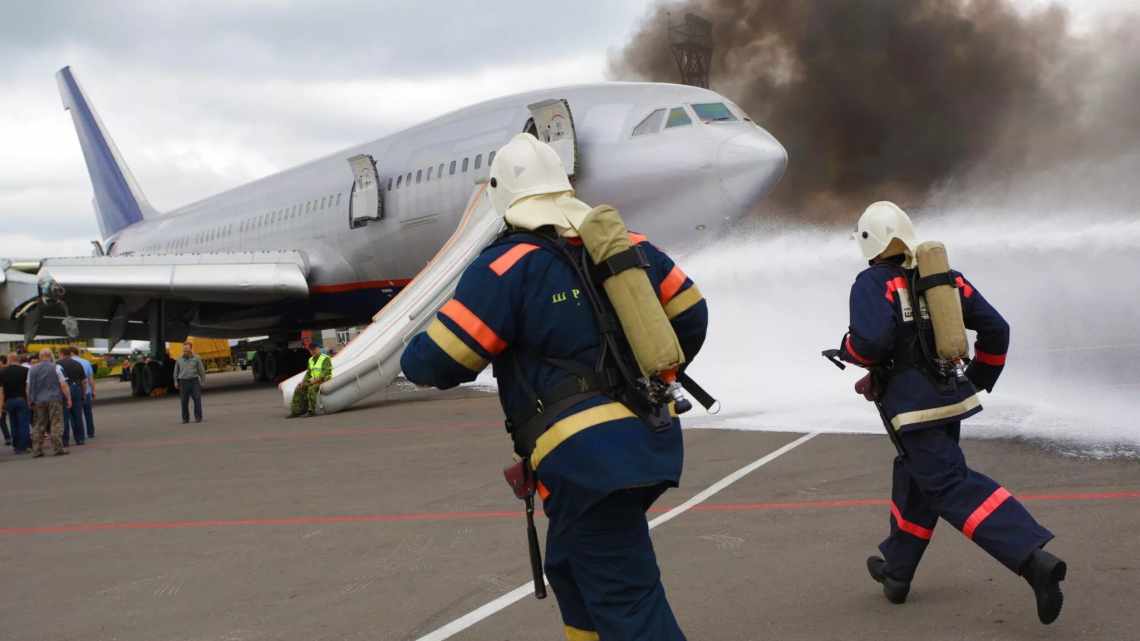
[
  {"left": 0, "top": 1, "right": 648, "bottom": 80},
  {"left": 0, "top": 1, "right": 652, "bottom": 254}
]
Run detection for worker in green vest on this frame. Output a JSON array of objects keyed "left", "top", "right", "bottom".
[{"left": 290, "top": 343, "right": 332, "bottom": 417}]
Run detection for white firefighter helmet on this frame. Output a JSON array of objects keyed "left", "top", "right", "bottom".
[
  {"left": 489, "top": 133, "right": 590, "bottom": 235},
  {"left": 854, "top": 201, "right": 919, "bottom": 264}
]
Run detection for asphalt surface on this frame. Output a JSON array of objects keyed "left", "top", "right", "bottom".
[{"left": 1, "top": 370, "right": 1137, "bottom": 641}]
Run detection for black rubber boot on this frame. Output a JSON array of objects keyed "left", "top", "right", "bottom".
[
  {"left": 867, "top": 556, "right": 910, "bottom": 604},
  {"left": 1020, "top": 548, "right": 1066, "bottom": 625}
]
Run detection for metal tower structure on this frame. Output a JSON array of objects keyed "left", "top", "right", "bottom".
[{"left": 668, "top": 12, "right": 713, "bottom": 88}]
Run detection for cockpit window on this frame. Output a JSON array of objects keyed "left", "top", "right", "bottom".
[
  {"left": 665, "top": 107, "right": 692, "bottom": 128},
  {"left": 632, "top": 109, "right": 666, "bottom": 136},
  {"left": 691, "top": 102, "right": 737, "bottom": 123}
]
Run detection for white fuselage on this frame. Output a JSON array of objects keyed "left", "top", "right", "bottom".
[{"left": 108, "top": 83, "right": 785, "bottom": 302}]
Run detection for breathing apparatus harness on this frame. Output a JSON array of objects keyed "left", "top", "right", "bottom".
[
  {"left": 499, "top": 227, "right": 691, "bottom": 459},
  {"left": 889, "top": 267, "right": 974, "bottom": 399}
]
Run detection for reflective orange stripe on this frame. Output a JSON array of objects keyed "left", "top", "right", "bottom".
[
  {"left": 955, "top": 275, "right": 974, "bottom": 298},
  {"left": 628, "top": 232, "right": 648, "bottom": 245},
  {"left": 963, "top": 487, "right": 1011, "bottom": 540},
  {"left": 974, "top": 349, "right": 1006, "bottom": 366},
  {"left": 489, "top": 243, "right": 540, "bottom": 276},
  {"left": 845, "top": 335, "right": 875, "bottom": 366},
  {"left": 890, "top": 501, "right": 933, "bottom": 540},
  {"left": 659, "top": 266, "right": 687, "bottom": 304},
  {"left": 440, "top": 299, "right": 507, "bottom": 355},
  {"left": 537, "top": 481, "right": 550, "bottom": 501},
  {"left": 884, "top": 276, "right": 908, "bottom": 303}
]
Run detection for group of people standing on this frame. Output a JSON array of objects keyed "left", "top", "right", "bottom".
[{"left": 0, "top": 346, "right": 96, "bottom": 457}]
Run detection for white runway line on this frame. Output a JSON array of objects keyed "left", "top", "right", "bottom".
[{"left": 413, "top": 431, "right": 820, "bottom": 641}]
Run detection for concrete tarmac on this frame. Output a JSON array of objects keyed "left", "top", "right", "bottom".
[{"left": 1, "top": 370, "right": 1137, "bottom": 641}]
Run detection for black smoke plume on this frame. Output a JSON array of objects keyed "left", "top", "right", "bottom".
[{"left": 610, "top": 0, "right": 1140, "bottom": 222}]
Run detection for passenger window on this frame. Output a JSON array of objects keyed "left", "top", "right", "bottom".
[
  {"left": 474, "top": 154, "right": 483, "bottom": 170},
  {"left": 449, "top": 160, "right": 456, "bottom": 175},
  {"left": 632, "top": 109, "right": 666, "bottom": 136},
  {"left": 336, "top": 193, "right": 342, "bottom": 206},
  {"left": 666, "top": 107, "right": 692, "bottom": 128},
  {"left": 488, "top": 151, "right": 496, "bottom": 165},
  {"left": 426, "top": 167, "right": 433, "bottom": 181},
  {"left": 387, "top": 178, "right": 393, "bottom": 190},
  {"left": 406, "top": 172, "right": 412, "bottom": 184},
  {"left": 462, "top": 158, "right": 469, "bottom": 172},
  {"left": 438, "top": 162, "right": 445, "bottom": 177},
  {"left": 691, "top": 102, "right": 737, "bottom": 123},
  {"left": 396, "top": 175, "right": 403, "bottom": 188},
  {"left": 416, "top": 169, "right": 422, "bottom": 183},
  {"left": 305, "top": 202, "right": 311, "bottom": 214}
]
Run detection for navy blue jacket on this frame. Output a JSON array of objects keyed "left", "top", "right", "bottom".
[
  {"left": 401, "top": 231, "right": 708, "bottom": 527},
  {"left": 839, "top": 260, "right": 1009, "bottom": 431}
]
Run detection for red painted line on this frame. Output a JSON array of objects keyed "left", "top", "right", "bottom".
[
  {"left": 3, "top": 490, "right": 1136, "bottom": 537},
  {"left": 310, "top": 279, "right": 412, "bottom": 294},
  {"left": 0, "top": 510, "right": 522, "bottom": 536}
]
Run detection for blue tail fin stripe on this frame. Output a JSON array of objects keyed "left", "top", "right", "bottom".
[{"left": 57, "top": 67, "right": 146, "bottom": 238}]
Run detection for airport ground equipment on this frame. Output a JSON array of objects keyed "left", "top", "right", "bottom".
[
  {"left": 168, "top": 338, "right": 234, "bottom": 373},
  {"left": 279, "top": 185, "right": 503, "bottom": 413}
]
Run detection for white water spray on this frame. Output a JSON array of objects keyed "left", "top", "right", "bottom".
[{"left": 681, "top": 197, "right": 1140, "bottom": 456}]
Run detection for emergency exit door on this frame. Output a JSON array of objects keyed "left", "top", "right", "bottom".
[
  {"left": 348, "top": 154, "right": 382, "bottom": 228},
  {"left": 527, "top": 99, "right": 577, "bottom": 177}
]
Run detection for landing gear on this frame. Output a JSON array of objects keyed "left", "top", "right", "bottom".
[
  {"left": 247, "top": 343, "right": 309, "bottom": 384},
  {"left": 136, "top": 299, "right": 175, "bottom": 396},
  {"left": 131, "top": 359, "right": 174, "bottom": 396},
  {"left": 262, "top": 350, "right": 279, "bottom": 381},
  {"left": 130, "top": 364, "right": 146, "bottom": 397}
]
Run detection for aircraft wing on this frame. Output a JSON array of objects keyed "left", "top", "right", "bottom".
[
  {"left": 35, "top": 251, "right": 310, "bottom": 303},
  {"left": 1, "top": 251, "right": 311, "bottom": 343}
]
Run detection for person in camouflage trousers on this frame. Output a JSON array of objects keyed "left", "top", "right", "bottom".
[
  {"left": 290, "top": 343, "right": 332, "bottom": 417},
  {"left": 27, "top": 348, "right": 71, "bottom": 457}
]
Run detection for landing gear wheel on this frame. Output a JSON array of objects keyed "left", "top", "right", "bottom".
[
  {"left": 130, "top": 365, "right": 146, "bottom": 397},
  {"left": 252, "top": 355, "right": 266, "bottom": 382},
  {"left": 139, "top": 361, "right": 158, "bottom": 396},
  {"left": 263, "top": 350, "right": 279, "bottom": 382},
  {"left": 287, "top": 349, "right": 308, "bottom": 378}
]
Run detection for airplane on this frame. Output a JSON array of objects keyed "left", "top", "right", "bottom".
[{"left": 0, "top": 66, "right": 787, "bottom": 397}]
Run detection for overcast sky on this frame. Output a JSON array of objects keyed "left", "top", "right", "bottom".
[{"left": 0, "top": 0, "right": 1129, "bottom": 258}]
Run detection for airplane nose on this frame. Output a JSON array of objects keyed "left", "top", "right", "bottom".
[{"left": 717, "top": 128, "right": 789, "bottom": 211}]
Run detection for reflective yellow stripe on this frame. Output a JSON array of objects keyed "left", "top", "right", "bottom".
[
  {"left": 427, "top": 319, "right": 488, "bottom": 372},
  {"left": 564, "top": 625, "right": 600, "bottom": 641},
  {"left": 664, "top": 285, "right": 703, "bottom": 319},
  {"left": 890, "top": 394, "right": 981, "bottom": 430},
  {"left": 530, "top": 402, "right": 636, "bottom": 469}
]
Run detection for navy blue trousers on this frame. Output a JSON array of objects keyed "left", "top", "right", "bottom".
[
  {"left": 82, "top": 391, "right": 95, "bottom": 438},
  {"left": 545, "top": 485, "right": 686, "bottom": 641},
  {"left": 881, "top": 422, "right": 1053, "bottom": 581},
  {"left": 5, "top": 398, "right": 31, "bottom": 452},
  {"left": 61, "top": 383, "right": 86, "bottom": 446}
]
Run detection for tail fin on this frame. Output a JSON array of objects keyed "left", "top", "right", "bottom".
[{"left": 56, "top": 66, "right": 156, "bottom": 238}]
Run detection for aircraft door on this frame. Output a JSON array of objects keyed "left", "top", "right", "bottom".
[
  {"left": 527, "top": 99, "right": 577, "bottom": 177},
  {"left": 348, "top": 154, "right": 383, "bottom": 228}
]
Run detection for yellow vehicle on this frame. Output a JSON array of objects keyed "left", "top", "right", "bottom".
[
  {"left": 168, "top": 338, "right": 234, "bottom": 373},
  {"left": 25, "top": 341, "right": 112, "bottom": 378}
]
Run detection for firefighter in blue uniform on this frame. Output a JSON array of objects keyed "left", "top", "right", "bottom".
[
  {"left": 402, "top": 134, "right": 706, "bottom": 641},
  {"left": 837, "top": 201, "right": 1067, "bottom": 624}
]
